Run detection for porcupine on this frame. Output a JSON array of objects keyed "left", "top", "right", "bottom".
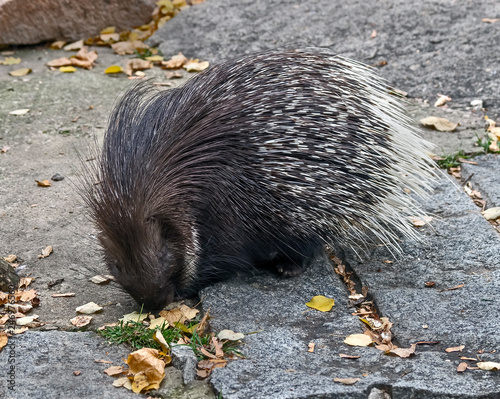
[{"left": 84, "top": 49, "right": 435, "bottom": 310}]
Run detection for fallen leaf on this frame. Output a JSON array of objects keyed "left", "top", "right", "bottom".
[
  {"left": 420, "top": 116, "right": 459, "bottom": 132},
  {"left": 1, "top": 146, "right": 10, "bottom": 153},
  {"left": 35, "top": 179, "right": 51, "bottom": 188},
  {"left": 477, "top": 361, "right": 500, "bottom": 371},
  {"left": 217, "top": 329, "right": 244, "bottom": 341},
  {"left": 104, "top": 366, "right": 127, "bottom": 376},
  {"left": 306, "top": 295, "right": 335, "bottom": 312},
  {"left": 149, "top": 316, "right": 168, "bottom": 330},
  {"left": 344, "top": 334, "right": 373, "bottom": 347},
  {"left": 145, "top": 55, "right": 164, "bottom": 62},
  {"left": 125, "top": 59, "right": 152, "bottom": 76},
  {"left": 425, "top": 281, "right": 436, "bottom": 287},
  {"left": 434, "top": 94, "right": 452, "bottom": 107},
  {"left": 482, "top": 207, "right": 500, "bottom": 221},
  {"left": 37, "top": 245, "right": 53, "bottom": 258},
  {"left": 445, "top": 345, "right": 465, "bottom": 353},
  {"left": 100, "top": 26, "right": 116, "bottom": 34},
  {"left": 76, "top": 302, "right": 103, "bottom": 314},
  {"left": 1, "top": 57, "right": 21, "bottom": 65},
  {"left": 104, "top": 65, "right": 123, "bottom": 74},
  {"left": 439, "top": 284, "right": 465, "bottom": 292},
  {"left": 162, "top": 52, "right": 188, "bottom": 69},
  {"left": 112, "top": 377, "right": 132, "bottom": 388},
  {"left": 153, "top": 330, "right": 169, "bottom": 353},
  {"left": 73, "top": 370, "right": 81, "bottom": 376},
  {"left": 482, "top": 18, "right": 499, "bottom": 23},
  {"left": 100, "top": 33, "right": 120, "bottom": 42},
  {"left": 165, "top": 71, "right": 183, "bottom": 79},
  {"left": 64, "top": 40, "right": 84, "bottom": 51},
  {"left": 9, "top": 109, "right": 30, "bottom": 115},
  {"left": 339, "top": 353, "right": 360, "bottom": 359},
  {"left": 60, "top": 66, "right": 77, "bottom": 73},
  {"left": 183, "top": 60, "right": 209, "bottom": 72},
  {"left": 0, "top": 332, "right": 8, "bottom": 350},
  {"left": 4, "top": 254, "right": 17, "bottom": 263},
  {"left": 89, "top": 274, "right": 114, "bottom": 284},
  {"left": 47, "top": 57, "right": 72, "bottom": 67},
  {"left": 9, "top": 68, "right": 31, "bottom": 77},
  {"left": 50, "top": 41, "right": 66, "bottom": 49},
  {"left": 70, "top": 315, "right": 92, "bottom": 327},
  {"left": 121, "top": 311, "right": 149, "bottom": 324},
  {"left": 333, "top": 377, "right": 361, "bottom": 385},
  {"left": 126, "top": 348, "right": 165, "bottom": 393},
  {"left": 409, "top": 216, "right": 433, "bottom": 227},
  {"left": 370, "top": 29, "right": 377, "bottom": 39},
  {"left": 16, "top": 315, "right": 39, "bottom": 326},
  {"left": 457, "top": 362, "right": 468, "bottom": 372},
  {"left": 387, "top": 344, "right": 416, "bottom": 358},
  {"left": 19, "top": 289, "right": 37, "bottom": 302},
  {"left": 307, "top": 342, "right": 315, "bottom": 353}
]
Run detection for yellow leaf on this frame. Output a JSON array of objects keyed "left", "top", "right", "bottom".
[
  {"left": 9, "top": 68, "right": 31, "bottom": 76},
  {"left": 100, "top": 26, "right": 116, "bottom": 34},
  {"left": 1, "top": 57, "right": 21, "bottom": 65},
  {"left": 105, "top": 65, "right": 123, "bottom": 74},
  {"left": 50, "top": 41, "right": 66, "bottom": 49},
  {"left": 344, "top": 333, "right": 373, "bottom": 347},
  {"left": 145, "top": 55, "right": 164, "bottom": 62},
  {"left": 59, "top": 66, "right": 77, "bottom": 73},
  {"left": 35, "top": 179, "right": 51, "bottom": 187},
  {"left": 305, "top": 295, "right": 335, "bottom": 312}
]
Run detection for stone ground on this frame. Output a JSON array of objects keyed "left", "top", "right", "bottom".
[{"left": 1, "top": 0, "right": 500, "bottom": 398}]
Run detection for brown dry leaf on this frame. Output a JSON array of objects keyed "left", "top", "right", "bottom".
[
  {"left": 445, "top": 345, "right": 465, "bottom": 353},
  {"left": 212, "top": 337, "right": 224, "bottom": 358},
  {"left": 36, "top": 179, "right": 52, "bottom": 188},
  {"left": 477, "top": 361, "right": 500, "bottom": 371},
  {"left": 112, "top": 376, "right": 132, "bottom": 388},
  {"left": 420, "top": 116, "right": 459, "bottom": 132},
  {"left": 100, "top": 33, "right": 120, "bottom": 42},
  {"left": 89, "top": 274, "right": 114, "bottom": 284},
  {"left": 104, "top": 365, "right": 127, "bottom": 376},
  {"left": 121, "top": 311, "right": 149, "bottom": 324},
  {"left": 166, "top": 71, "right": 183, "bottom": 79},
  {"left": 126, "top": 348, "right": 165, "bottom": 393},
  {"left": 64, "top": 40, "right": 84, "bottom": 51},
  {"left": 52, "top": 292, "right": 75, "bottom": 298},
  {"left": 333, "top": 377, "right": 361, "bottom": 385},
  {"left": 70, "top": 315, "right": 92, "bottom": 327},
  {"left": 1, "top": 57, "right": 21, "bottom": 65},
  {"left": 19, "top": 289, "right": 37, "bottom": 302},
  {"left": 0, "top": 331, "right": 8, "bottom": 350},
  {"left": 76, "top": 302, "right": 103, "bottom": 314},
  {"left": 434, "top": 94, "right": 452, "bottom": 107},
  {"left": 387, "top": 344, "right": 416, "bottom": 358},
  {"left": 37, "top": 245, "right": 53, "bottom": 258},
  {"left": 4, "top": 254, "right": 17, "bottom": 263},
  {"left": 1, "top": 145, "right": 10, "bottom": 153},
  {"left": 111, "top": 41, "right": 136, "bottom": 55},
  {"left": 5, "top": 303, "right": 32, "bottom": 313},
  {"left": 9, "top": 68, "right": 31, "bottom": 77},
  {"left": 179, "top": 304, "right": 199, "bottom": 320},
  {"left": 183, "top": 60, "right": 209, "bottom": 72},
  {"left": 409, "top": 216, "right": 432, "bottom": 227},
  {"left": 344, "top": 334, "right": 373, "bottom": 347},
  {"left": 307, "top": 342, "right": 315, "bottom": 353},
  {"left": 50, "top": 41, "right": 66, "bottom": 49},
  {"left": 47, "top": 57, "right": 72, "bottom": 67},
  {"left": 439, "top": 284, "right": 465, "bottom": 292},
  {"left": 125, "top": 59, "right": 152, "bottom": 76},
  {"left": 16, "top": 315, "right": 39, "bottom": 326},
  {"left": 460, "top": 357, "right": 477, "bottom": 361},
  {"left": 200, "top": 347, "right": 217, "bottom": 359},
  {"left": 425, "top": 281, "right": 436, "bottom": 287},
  {"left": 19, "top": 277, "right": 34, "bottom": 288},
  {"left": 339, "top": 354, "right": 361, "bottom": 359},
  {"left": 70, "top": 47, "right": 98, "bottom": 69},
  {"left": 145, "top": 55, "right": 164, "bottom": 62},
  {"left": 457, "top": 362, "right": 468, "bottom": 372},
  {"left": 162, "top": 52, "right": 188, "bottom": 69},
  {"left": 159, "top": 308, "right": 185, "bottom": 327}
]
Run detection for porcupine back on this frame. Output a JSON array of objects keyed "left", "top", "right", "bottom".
[{"left": 86, "top": 49, "right": 435, "bottom": 308}]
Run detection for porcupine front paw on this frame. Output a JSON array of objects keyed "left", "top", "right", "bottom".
[{"left": 275, "top": 261, "right": 305, "bottom": 277}]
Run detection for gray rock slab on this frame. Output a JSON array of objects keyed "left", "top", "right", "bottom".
[
  {"left": 150, "top": 0, "right": 500, "bottom": 116},
  {"left": 0, "top": 331, "right": 134, "bottom": 399},
  {"left": 202, "top": 177, "right": 500, "bottom": 398},
  {"left": 461, "top": 154, "right": 500, "bottom": 208}
]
